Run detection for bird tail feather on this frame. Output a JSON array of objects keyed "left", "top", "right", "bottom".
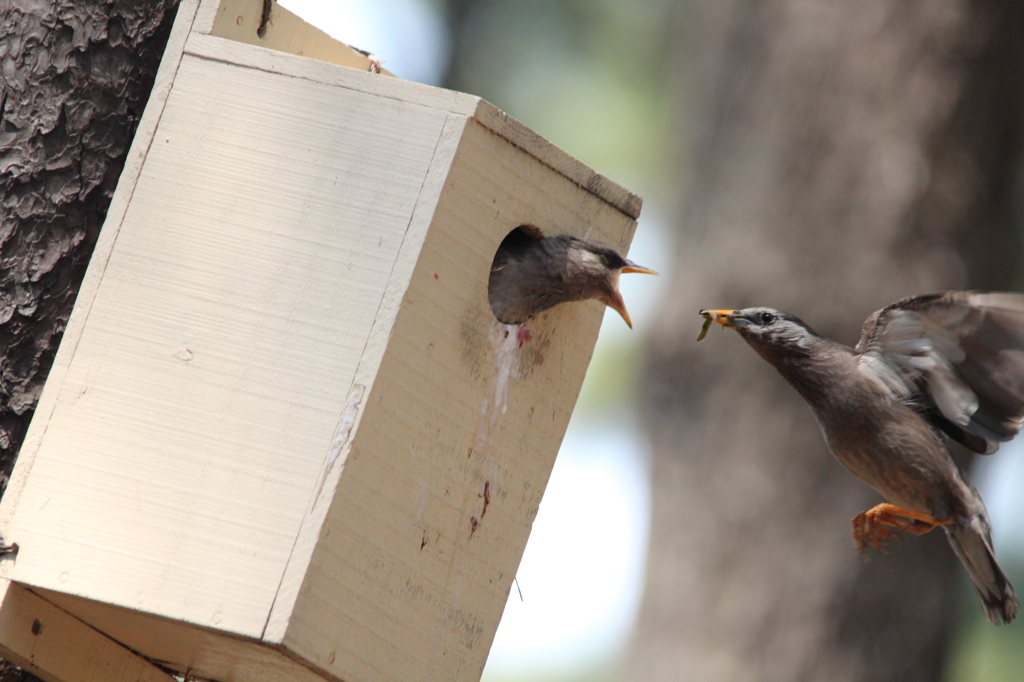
[{"left": 945, "top": 514, "right": 1018, "bottom": 625}]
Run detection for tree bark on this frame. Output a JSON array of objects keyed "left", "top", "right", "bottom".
[
  {"left": 0, "top": 0, "right": 178, "bottom": 489},
  {"left": 0, "top": 0, "right": 177, "bottom": 676},
  {"left": 628, "top": 2, "right": 1024, "bottom": 681}
]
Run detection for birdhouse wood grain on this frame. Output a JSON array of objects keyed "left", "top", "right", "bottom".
[{"left": 0, "top": 1, "right": 642, "bottom": 680}]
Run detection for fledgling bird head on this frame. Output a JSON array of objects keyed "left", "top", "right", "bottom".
[
  {"left": 489, "top": 229, "right": 657, "bottom": 328},
  {"left": 566, "top": 239, "right": 656, "bottom": 328}
]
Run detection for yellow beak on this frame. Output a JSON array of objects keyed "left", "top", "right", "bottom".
[
  {"left": 701, "top": 309, "right": 739, "bottom": 325},
  {"left": 606, "top": 263, "right": 658, "bottom": 329},
  {"left": 621, "top": 265, "right": 659, "bottom": 276},
  {"left": 697, "top": 309, "right": 739, "bottom": 341}
]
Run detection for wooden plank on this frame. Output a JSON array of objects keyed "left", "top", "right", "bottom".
[
  {"left": 193, "top": 0, "right": 222, "bottom": 34},
  {"left": 264, "top": 111, "right": 472, "bottom": 644},
  {"left": 204, "top": 0, "right": 393, "bottom": 75},
  {"left": 0, "top": 0, "right": 202, "bottom": 540},
  {"left": 183, "top": 31, "right": 480, "bottom": 116},
  {"left": 472, "top": 101, "right": 643, "bottom": 219},
  {"left": 180, "top": 32, "right": 641, "bottom": 219},
  {"left": 35, "top": 589, "right": 329, "bottom": 682},
  {"left": 2, "top": 53, "right": 450, "bottom": 637},
  {"left": 277, "top": 119, "right": 637, "bottom": 681},
  {"left": 0, "top": 582, "right": 174, "bottom": 682}
]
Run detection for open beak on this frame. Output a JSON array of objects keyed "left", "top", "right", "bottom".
[
  {"left": 607, "top": 262, "right": 658, "bottom": 329},
  {"left": 606, "top": 285, "right": 633, "bottom": 329}
]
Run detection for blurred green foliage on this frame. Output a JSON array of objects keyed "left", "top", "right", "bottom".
[
  {"left": 444, "top": 0, "right": 676, "bottom": 192},
  {"left": 573, "top": 338, "right": 642, "bottom": 417}
]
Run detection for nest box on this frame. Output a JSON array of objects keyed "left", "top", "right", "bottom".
[{"left": 0, "top": 1, "right": 642, "bottom": 680}]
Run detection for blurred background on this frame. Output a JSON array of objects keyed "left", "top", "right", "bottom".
[{"left": 282, "top": 1, "right": 1024, "bottom": 680}]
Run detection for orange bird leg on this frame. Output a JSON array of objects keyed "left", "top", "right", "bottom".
[{"left": 851, "top": 503, "right": 950, "bottom": 554}]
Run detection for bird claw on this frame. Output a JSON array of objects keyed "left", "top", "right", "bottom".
[
  {"left": 851, "top": 503, "right": 944, "bottom": 554},
  {"left": 852, "top": 512, "right": 895, "bottom": 553}
]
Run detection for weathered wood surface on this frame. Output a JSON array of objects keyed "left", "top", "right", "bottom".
[{"left": 203, "top": 0, "right": 393, "bottom": 74}]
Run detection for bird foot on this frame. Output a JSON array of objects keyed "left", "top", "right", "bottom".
[{"left": 851, "top": 503, "right": 947, "bottom": 554}]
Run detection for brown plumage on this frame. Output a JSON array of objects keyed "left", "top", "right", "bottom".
[
  {"left": 700, "top": 292, "right": 1024, "bottom": 625},
  {"left": 488, "top": 227, "right": 656, "bottom": 328}
]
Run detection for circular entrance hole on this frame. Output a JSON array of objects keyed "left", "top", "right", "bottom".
[{"left": 488, "top": 225, "right": 545, "bottom": 324}]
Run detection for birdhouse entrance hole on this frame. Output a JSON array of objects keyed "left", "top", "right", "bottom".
[{"left": 488, "top": 225, "right": 544, "bottom": 324}]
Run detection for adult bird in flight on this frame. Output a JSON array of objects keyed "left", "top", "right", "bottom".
[
  {"left": 488, "top": 226, "right": 656, "bottom": 328},
  {"left": 700, "top": 292, "right": 1024, "bottom": 625}
]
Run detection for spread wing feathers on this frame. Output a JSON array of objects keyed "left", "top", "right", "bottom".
[{"left": 855, "top": 292, "right": 1024, "bottom": 454}]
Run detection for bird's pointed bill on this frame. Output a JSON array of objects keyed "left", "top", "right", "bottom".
[
  {"left": 605, "top": 261, "right": 656, "bottom": 328},
  {"left": 621, "top": 263, "right": 659, "bottom": 276},
  {"left": 607, "top": 288, "right": 633, "bottom": 329},
  {"left": 700, "top": 309, "right": 738, "bottom": 324},
  {"left": 698, "top": 309, "right": 750, "bottom": 336}
]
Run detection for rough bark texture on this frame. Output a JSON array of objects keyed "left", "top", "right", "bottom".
[
  {"left": 0, "top": 0, "right": 178, "bottom": 494},
  {"left": 628, "top": 2, "right": 1024, "bottom": 681}
]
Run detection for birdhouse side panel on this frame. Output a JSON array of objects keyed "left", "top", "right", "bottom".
[
  {"left": 280, "top": 119, "right": 638, "bottom": 681},
  {"left": 2, "top": 53, "right": 452, "bottom": 638}
]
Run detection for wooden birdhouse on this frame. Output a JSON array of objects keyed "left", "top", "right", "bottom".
[{"left": 0, "top": 1, "right": 642, "bottom": 680}]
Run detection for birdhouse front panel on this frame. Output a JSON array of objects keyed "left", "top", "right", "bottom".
[{"left": 0, "top": 50, "right": 452, "bottom": 637}]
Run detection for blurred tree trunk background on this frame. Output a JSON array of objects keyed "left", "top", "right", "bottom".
[
  {"left": 0, "top": 0, "right": 178, "bottom": 677},
  {"left": 628, "top": 2, "right": 1024, "bottom": 681}
]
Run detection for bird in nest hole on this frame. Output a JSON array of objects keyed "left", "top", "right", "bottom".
[{"left": 488, "top": 226, "right": 657, "bottom": 329}]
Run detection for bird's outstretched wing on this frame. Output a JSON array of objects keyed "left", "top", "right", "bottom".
[{"left": 855, "top": 292, "right": 1024, "bottom": 454}]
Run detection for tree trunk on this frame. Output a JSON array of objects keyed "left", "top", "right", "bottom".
[
  {"left": 628, "top": 2, "right": 1024, "bottom": 681},
  {"left": 0, "top": 0, "right": 178, "bottom": 485},
  {"left": 0, "top": 0, "right": 178, "bottom": 676}
]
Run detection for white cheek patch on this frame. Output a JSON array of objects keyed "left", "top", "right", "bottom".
[
  {"left": 579, "top": 250, "right": 603, "bottom": 269},
  {"left": 776, "top": 325, "right": 810, "bottom": 349}
]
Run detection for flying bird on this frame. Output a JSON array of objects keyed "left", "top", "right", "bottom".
[
  {"left": 488, "top": 227, "right": 656, "bottom": 328},
  {"left": 700, "top": 292, "right": 1024, "bottom": 625}
]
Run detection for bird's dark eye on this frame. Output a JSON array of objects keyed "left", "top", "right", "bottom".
[{"left": 760, "top": 312, "right": 775, "bottom": 325}]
